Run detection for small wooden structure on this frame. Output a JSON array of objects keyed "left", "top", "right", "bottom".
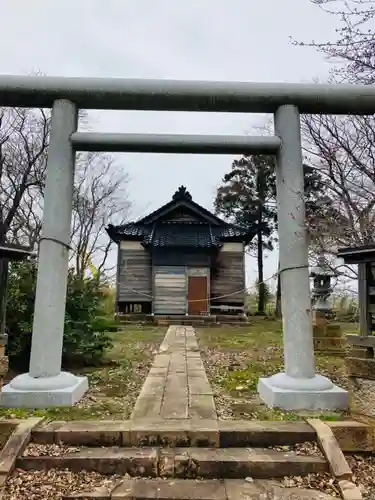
[
  {"left": 107, "top": 186, "right": 255, "bottom": 316},
  {"left": 0, "top": 243, "right": 34, "bottom": 388},
  {"left": 338, "top": 245, "right": 375, "bottom": 421},
  {"left": 337, "top": 245, "right": 375, "bottom": 350},
  {"left": 0, "top": 243, "right": 34, "bottom": 332}
]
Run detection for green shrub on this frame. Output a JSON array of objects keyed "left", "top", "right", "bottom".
[
  {"left": 6, "top": 259, "right": 113, "bottom": 371},
  {"left": 90, "top": 315, "right": 119, "bottom": 333},
  {"left": 5, "top": 260, "right": 36, "bottom": 370}
]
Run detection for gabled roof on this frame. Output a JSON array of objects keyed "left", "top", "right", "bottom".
[
  {"left": 0, "top": 243, "right": 34, "bottom": 261},
  {"left": 106, "top": 186, "right": 255, "bottom": 247},
  {"left": 337, "top": 244, "right": 375, "bottom": 264},
  {"left": 137, "top": 185, "right": 225, "bottom": 226}
]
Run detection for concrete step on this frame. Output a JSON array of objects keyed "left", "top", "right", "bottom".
[
  {"left": 32, "top": 419, "right": 316, "bottom": 448},
  {"left": 63, "top": 478, "right": 335, "bottom": 500},
  {"left": 17, "top": 446, "right": 327, "bottom": 479},
  {"left": 156, "top": 320, "right": 208, "bottom": 326}
]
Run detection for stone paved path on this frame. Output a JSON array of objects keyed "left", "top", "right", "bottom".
[
  {"left": 131, "top": 325, "right": 216, "bottom": 420},
  {"left": 15, "top": 325, "right": 344, "bottom": 499}
]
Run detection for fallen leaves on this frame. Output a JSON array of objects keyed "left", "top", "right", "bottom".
[
  {"left": 23, "top": 444, "right": 80, "bottom": 457},
  {"left": 3, "top": 469, "right": 122, "bottom": 500}
]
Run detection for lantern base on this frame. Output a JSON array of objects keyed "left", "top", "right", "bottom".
[
  {"left": 258, "top": 373, "right": 348, "bottom": 411},
  {"left": 0, "top": 372, "right": 88, "bottom": 408}
]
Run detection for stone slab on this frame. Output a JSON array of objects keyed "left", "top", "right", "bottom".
[
  {"left": 173, "top": 447, "right": 328, "bottom": 479},
  {"left": 189, "top": 395, "right": 217, "bottom": 419},
  {"left": 35, "top": 420, "right": 131, "bottom": 446},
  {"left": 218, "top": 420, "right": 315, "bottom": 447},
  {"left": 225, "top": 479, "right": 335, "bottom": 500},
  {"left": 349, "top": 377, "right": 375, "bottom": 418},
  {"left": 131, "top": 325, "right": 217, "bottom": 422},
  {"left": 0, "top": 417, "right": 44, "bottom": 482},
  {"left": 258, "top": 377, "right": 349, "bottom": 411},
  {"left": 160, "top": 396, "right": 189, "bottom": 419},
  {"left": 15, "top": 446, "right": 328, "bottom": 479},
  {"left": 307, "top": 419, "right": 352, "bottom": 481},
  {"left": 65, "top": 479, "right": 337, "bottom": 500},
  {"left": 138, "top": 375, "right": 166, "bottom": 397},
  {"left": 17, "top": 447, "right": 159, "bottom": 477},
  {"left": 130, "top": 419, "right": 191, "bottom": 447},
  {"left": 131, "top": 395, "right": 163, "bottom": 420},
  {"left": 188, "top": 374, "right": 213, "bottom": 395},
  {"left": 31, "top": 419, "right": 372, "bottom": 452},
  {"left": 187, "top": 358, "right": 205, "bottom": 372},
  {"left": 111, "top": 478, "right": 227, "bottom": 500},
  {"left": 152, "top": 355, "right": 170, "bottom": 369},
  {"left": 327, "top": 421, "right": 373, "bottom": 452},
  {"left": 189, "top": 419, "right": 219, "bottom": 447},
  {"left": 1, "top": 375, "right": 88, "bottom": 408},
  {"left": 337, "top": 479, "right": 363, "bottom": 500},
  {"left": 346, "top": 357, "right": 375, "bottom": 379}
]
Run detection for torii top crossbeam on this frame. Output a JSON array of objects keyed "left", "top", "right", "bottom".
[{"left": 1, "top": 74, "right": 375, "bottom": 114}]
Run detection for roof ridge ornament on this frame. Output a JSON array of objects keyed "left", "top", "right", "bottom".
[{"left": 172, "top": 185, "right": 192, "bottom": 201}]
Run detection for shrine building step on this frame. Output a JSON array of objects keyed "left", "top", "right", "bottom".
[
  {"left": 32, "top": 419, "right": 317, "bottom": 448},
  {"left": 63, "top": 478, "right": 332, "bottom": 500},
  {"left": 18, "top": 446, "right": 327, "bottom": 479}
]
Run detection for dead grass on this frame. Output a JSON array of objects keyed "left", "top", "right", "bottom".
[
  {"left": 3, "top": 469, "right": 121, "bottom": 500},
  {"left": 0, "top": 325, "right": 166, "bottom": 421},
  {"left": 196, "top": 318, "right": 354, "bottom": 421}
]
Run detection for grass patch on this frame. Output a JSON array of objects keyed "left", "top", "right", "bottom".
[
  {"left": 0, "top": 326, "right": 166, "bottom": 421},
  {"left": 197, "top": 318, "right": 353, "bottom": 421}
]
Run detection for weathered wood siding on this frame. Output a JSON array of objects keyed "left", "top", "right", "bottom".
[
  {"left": 210, "top": 243, "right": 245, "bottom": 304},
  {"left": 160, "top": 209, "right": 201, "bottom": 222},
  {"left": 152, "top": 248, "right": 211, "bottom": 267},
  {"left": 153, "top": 266, "right": 187, "bottom": 314},
  {"left": 117, "top": 241, "right": 152, "bottom": 302}
]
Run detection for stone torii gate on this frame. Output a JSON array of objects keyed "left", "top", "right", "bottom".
[{"left": 2, "top": 76, "right": 371, "bottom": 410}]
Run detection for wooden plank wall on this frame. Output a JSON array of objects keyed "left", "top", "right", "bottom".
[
  {"left": 210, "top": 251, "right": 245, "bottom": 304},
  {"left": 153, "top": 266, "right": 187, "bottom": 314},
  {"left": 117, "top": 248, "right": 152, "bottom": 302},
  {"left": 152, "top": 248, "right": 211, "bottom": 267}
]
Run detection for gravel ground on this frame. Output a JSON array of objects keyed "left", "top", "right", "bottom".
[
  {"left": 3, "top": 469, "right": 122, "bottom": 500},
  {"left": 200, "top": 346, "right": 349, "bottom": 420},
  {"left": 18, "top": 443, "right": 375, "bottom": 499},
  {"left": 197, "top": 339, "right": 375, "bottom": 499},
  {"left": 0, "top": 327, "right": 166, "bottom": 421}
]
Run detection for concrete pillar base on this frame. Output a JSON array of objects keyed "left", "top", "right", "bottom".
[
  {"left": 0, "top": 372, "right": 88, "bottom": 408},
  {"left": 258, "top": 373, "right": 348, "bottom": 411}
]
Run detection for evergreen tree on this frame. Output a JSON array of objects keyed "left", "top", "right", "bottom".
[
  {"left": 215, "top": 156, "right": 276, "bottom": 314},
  {"left": 215, "top": 156, "right": 325, "bottom": 315}
]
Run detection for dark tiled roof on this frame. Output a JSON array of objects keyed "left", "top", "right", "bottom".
[
  {"left": 145, "top": 222, "right": 221, "bottom": 248},
  {"left": 218, "top": 225, "right": 250, "bottom": 239},
  {"left": 0, "top": 243, "right": 34, "bottom": 261},
  {"left": 107, "top": 220, "right": 254, "bottom": 247},
  {"left": 145, "top": 221, "right": 252, "bottom": 248},
  {"left": 107, "top": 223, "right": 150, "bottom": 239},
  {"left": 106, "top": 185, "right": 255, "bottom": 247}
]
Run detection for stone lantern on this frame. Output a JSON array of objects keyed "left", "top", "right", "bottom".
[
  {"left": 310, "top": 255, "right": 344, "bottom": 354},
  {"left": 310, "top": 255, "right": 336, "bottom": 313}
]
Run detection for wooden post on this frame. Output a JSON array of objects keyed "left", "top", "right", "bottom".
[
  {"left": 0, "top": 333, "right": 8, "bottom": 391},
  {"left": 358, "top": 263, "right": 370, "bottom": 337}
]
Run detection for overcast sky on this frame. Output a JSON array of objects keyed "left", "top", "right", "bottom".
[{"left": 2, "top": 0, "right": 338, "bottom": 289}]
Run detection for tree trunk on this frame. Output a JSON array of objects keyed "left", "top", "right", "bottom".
[
  {"left": 257, "top": 225, "right": 265, "bottom": 314},
  {"left": 0, "top": 228, "right": 7, "bottom": 336},
  {"left": 275, "top": 259, "right": 282, "bottom": 318}
]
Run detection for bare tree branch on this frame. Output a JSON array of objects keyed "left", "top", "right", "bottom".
[{"left": 70, "top": 152, "right": 131, "bottom": 279}]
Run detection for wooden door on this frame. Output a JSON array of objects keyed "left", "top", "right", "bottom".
[
  {"left": 188, "top": 276, "right": 208, "bottom": 315},
  {"left": 154, "top": 266, "right": 187, "bottom": 315}
]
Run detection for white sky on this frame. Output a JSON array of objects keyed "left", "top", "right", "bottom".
[{"left": 1, "top": 0, "right": 338, "bottom": 289}]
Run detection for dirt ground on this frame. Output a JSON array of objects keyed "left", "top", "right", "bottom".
[
  {"left": 197, "top": 319, "right": 355, "bottom": 421},
  {"left": 0, "top": 326, "right": 166, "bottom": 421}
]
